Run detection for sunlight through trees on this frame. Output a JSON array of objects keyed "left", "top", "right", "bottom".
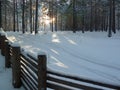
[{"left": 0, "top": 0, "right": 120, "bottom": 36}]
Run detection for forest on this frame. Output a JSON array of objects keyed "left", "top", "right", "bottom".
[{"left": 0, "top": 0, "right": 120, "bottom": 37}]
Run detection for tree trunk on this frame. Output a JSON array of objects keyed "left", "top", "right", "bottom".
[
  {"left": 73, "top": 0, "right": 76, "bottom": 33},
  {"left": 112, "top": 0, "right": 116, "bottom": 33},
  {"left": 4, "top": 0, "right": 7, "bottom": 31},
  {"left": 35, "top": 0, "right": 38, "bottom": 34},
  {"left": 90, "top": 0, "right": 93, "bottom": 32},
  {"left": 13, "top": 0, "right": 16, "bottom": 32},
  {"left": 118, "top": 16, "right": 120, "bottom": 30},
  {"left": 108, "top": 0, "right": 112, "bottom": 37},
  {"left": 16, "top": 0, "right": 19, "bottom": 32},
  {"left": 94, "top": 0, "right": 97, "bottom": 31},
  {"left": 55, "top": 3, "right": 57, "bottom": 32},
  {"left": 0, "top": 0, "right": 2, "bottom": 28},
  {"left": 60, "top": 14, "right": 63, "bottom": 31},
  {"left": 30, "top": 0, "right": 32, "bottom": 33},
  {"left": 51, "top": 0, "right": 54, "bottom": 32},
  {"left": 22, "top": 0, "right": 25, "bottom": 33}
]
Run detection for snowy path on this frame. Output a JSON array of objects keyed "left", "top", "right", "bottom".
[
  {"left": 6, "top": 31, "right": 120, "bottom": 86},
  {"left": 0, "top": 51, "right": 24, "bottom": 90}
]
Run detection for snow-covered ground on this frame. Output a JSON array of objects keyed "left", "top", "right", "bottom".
[
  {"left": 0, "top": 51, "right": 24, "bottom": 90},
  {"left": 0, "top": 31, "right": 120, "bottom": 89}
]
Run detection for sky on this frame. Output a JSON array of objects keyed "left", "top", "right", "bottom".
[{"left": 0, "top": 30, "right": 120, "bottom": 89}]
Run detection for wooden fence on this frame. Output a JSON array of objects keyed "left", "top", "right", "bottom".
[
  {"left": 47, "top": 70, "right": 120, "bottom": 90},
  {"left": 20, "top": 52, "right": 46, "bottom": 90},
  {"left": 9, "top": 42, "right": 46, "bottom": 89},
  {"left": 0, "top": 34, "right": 120, "bottom": 90}
]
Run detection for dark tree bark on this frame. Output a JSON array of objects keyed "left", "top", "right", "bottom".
[
  {"left": 73, "top": 0, "right": 76, "bottom": 33},
  {"left": 105, "top": 14, "right": 109, "bottom": 31},
  {"left": 4, "top": 0, "right": 7, "bottom": 31},
  {"left": 0, "top": 0, "right": 2, "bottom": 28},
  {"left": 60, "top": 14, "right": 63, "bottom": 31},
  {"left": 55, "top": 2, "right": 58, "bottom": 32},
  {"left": 94, "top": 0, "right": 97, "bottom": 31},
  {"left": 108, "top": 0, "right": 112, "bottom": 37},
  {"left": 22, "top": 0, "right": 25, "bottom": 33},
  {"left": 33, "top": 9, "right": 35, "bottom": 31},
  {"left": 16, "top": 0, "right": 19, "bottom": 32},
  {"left": 81, "top": 0, "right": 85, "bottom": 33},
  {"left": 81, "top": 15, "right": 85, "bottom": 33},
  {"left": 30, "top": 0, "right": 32, "bottom": 33},
  {"left": 35, "top": 0, "right": 38, "bottom": 34},
  {"left": 90, "top": 0, "right": 93, "bottom": 32},
  {"left": 51, "top": 0, "right": 54, "bottom": 32},
  {"left": 48, "top": 1, "right": 53, "bottom": 32},
  {"left": 13, "top": 0, "right": 16, "bottom": 32},
  {"left": 112, "top": 0, "right": 116, "bottom": 33},
  {"left": 118, "top": 15, "right": 120, "bottom": 30}
]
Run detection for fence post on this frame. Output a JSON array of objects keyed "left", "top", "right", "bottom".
[
  {"left": 5, "top": 40, "right": 11, "bottom": 68},
  {"left": 1, "top": 35, "right": 6, "bottom": 56},
  {"left": 38, "top": 54, "right": 47, "bottom": 90},
  {"left": 11, "top": 45, "right": 22, "bottom": 88}
]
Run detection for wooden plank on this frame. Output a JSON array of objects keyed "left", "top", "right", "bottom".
[
  {"left": 27, "top": 53, "right": 38, "bottom": 63},
  {"left": 47, "top": 75, "right": 100, "bottom": 90},
  {"left": 21, "top": 53, "right": 37, "bottom": 67},
  {"left": 21, "top": 75, "right": 35, "bottom": 90},
  {"left": 47, "top": 70, "right": 120, "bottom": 89},
  {"left": 21, "top": 68, "right": 38, "bottom": 87},
  {"left": 21, "top": 69, "right": 37, "bottom": 90},
  {"left": 20, "top": 56, "right": 37, "bottom": 74},
  {"left": 22, "top": 83, "right": 29, "bottom": 90},
  {"left": 47, "top": 82, "right": 71, "bottom": 90},
  {"left": 21, "top": 62, "right": 38, "bottom": 82}
]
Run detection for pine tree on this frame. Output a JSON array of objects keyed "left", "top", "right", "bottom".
[
  {"left": 22, "top": 0, "right": 25, "bottom": 33},
  {"left": 108, "top": 0, "right": 112, "bottom": 37},
  {"left": 30, "top": 0, "right": 32, "bottom": 33},
  {"left": 13, "top": 0, "right": 16, "bottom": 32},
  {"left": 35, "top": 0, "right": 38, "bottom": 34}
]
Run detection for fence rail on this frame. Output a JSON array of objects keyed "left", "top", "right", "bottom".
[
  {"left": 0, "top": 34, "right": 120, "bottom": 90},
  {"left": 20, "top": 52, "right": 38, "bottom": 90},
  {"left": 47, "top": 70, "right": 120, "bottom": 90}
]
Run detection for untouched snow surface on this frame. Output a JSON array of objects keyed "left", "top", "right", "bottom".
[{"left": 4, "top": 31, "right": 120, "bottom": 87}]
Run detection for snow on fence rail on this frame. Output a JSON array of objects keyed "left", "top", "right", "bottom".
[
  {"left": 0, "top": 33, "right": 120, "bottom": 90},
  {"left": 20, "top": 52, "right": 46, "bottom": 90},
  {"left": 47, "top": 70, "right": 120, "bottom": 90},
  {"left": 9, "top": 44, "right": 47, "bottom": 89}
]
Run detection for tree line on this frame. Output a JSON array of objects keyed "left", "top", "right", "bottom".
[{"left": 0, "top": 0, "right": 120, "bottom": 37}]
